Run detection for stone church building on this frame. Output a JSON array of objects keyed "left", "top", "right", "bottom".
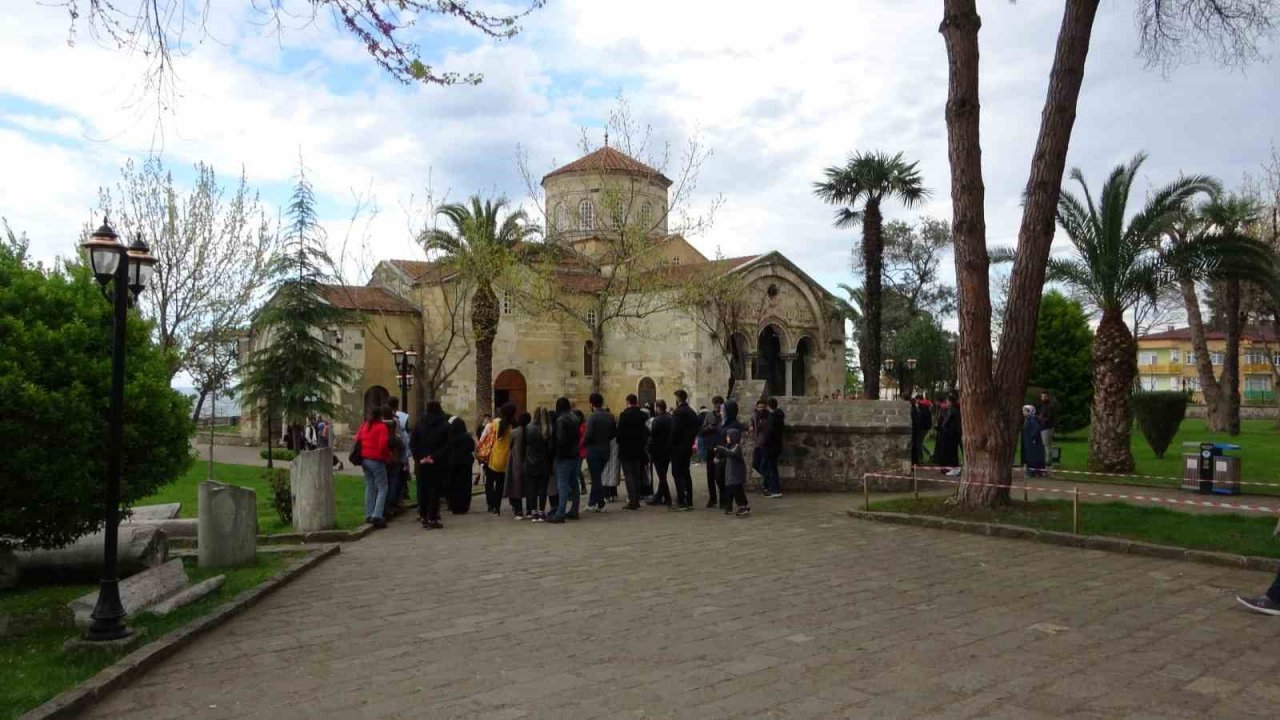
[{"left": 240, "top": 144, "right": 846, "bottom": 439}]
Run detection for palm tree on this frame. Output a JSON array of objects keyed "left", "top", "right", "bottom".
[
  {"left": 1050, "top": 153, "right": 1219, "bottom": 471},
  {"left": 815, "top": 151, "right": 928, "bottom": 399},
  {"left": 422, "top": 196, "right": 540, "bottom": 422}
]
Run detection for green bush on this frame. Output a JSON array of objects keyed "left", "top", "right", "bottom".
[
  {"left": 259, "top": 448, "right": 297, "bottom": 461},
  {"left": 1028, "top": 291, "right": 1093, "bottom": 433},
  {"left": 0, "top": 236, "right": 193, "bottom": 550},
  {"left": 263, "top": 467, "right": 292, "bottom": 527},
  {"left": 1132, "top": 391, "right": 1189, "bottom": 459}
]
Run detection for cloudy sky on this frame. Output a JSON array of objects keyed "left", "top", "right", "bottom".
[{"left": 2, "top": 1, "right": 1277, "bottom": 306}]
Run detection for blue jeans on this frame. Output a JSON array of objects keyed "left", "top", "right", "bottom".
[
  {"left": 761, "top": 452, "right": 781, "bottom": 494},
  {"left": 362, "top": 459, "right": 389, "bottom": 520},
  {"left": 586, "top": 447, "right": 609, "bottom": 508},
  {"left": 553, "top": 458, "right": 581, "bottom": 519}
]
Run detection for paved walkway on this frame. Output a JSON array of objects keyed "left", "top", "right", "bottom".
[{"left": 85, "top": 495, "right": 1280, "bottom": 719}]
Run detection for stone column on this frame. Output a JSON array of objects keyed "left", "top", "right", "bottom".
[
  {"left": 198, "top": 481, "right": 258, "bottom": 568},
  {"left": 747, "top": 353, "right": 759, "bottom": 380},
  {"left": 782, "top": 354, "right": 797, "bottom": 396},
  {"left": 291, "top": 447, "right": 337, "bottom": 532}
]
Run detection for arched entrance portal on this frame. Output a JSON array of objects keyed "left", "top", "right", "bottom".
[
  {"left": 637, "top": 377, "right": 657, "bottom": 407},
  {"left": 756, "top": 326, "right": 785, "bottom": 397},
  {"left": 794, "top": 337, "right": 813, "bottom": 397},
  {"left": 364, "top": 386, "right": 390, "bottom": 418},
  {"left": 494, "top": 369, "right": 527, "bottom": 415}
]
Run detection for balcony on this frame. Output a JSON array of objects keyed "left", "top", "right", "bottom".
[{"left": 1139, "top": 363, "right": 1184, "bottom": 375}]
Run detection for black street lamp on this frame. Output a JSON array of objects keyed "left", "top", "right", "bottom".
[
  {"left": 392, "top": 345, "right": 417, "bottom": 415},
  {"left": 905, "top": 357, "right": 919, "bottom": 398},
  {"left": 80, "top": 217, "right": 156, "bottom": 642},
  {"left": 883, "top": 357, "right": 895, "bottom": 400}
]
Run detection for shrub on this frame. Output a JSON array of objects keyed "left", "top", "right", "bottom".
[
  {"left": 1028, "top": 291, "right": 1093, "bottom": 433},
  {"left": 1132, "top": 391, "right": 1189, "bottom": 459},
  {"left": 263, "top": 467, "right": 292, "bottom": 526},
  {"left": 0, "top": 237, "right": 193, "bottom": 550},
  {"left": 259, "top": 448, "right": 297, "bottom": 461}
]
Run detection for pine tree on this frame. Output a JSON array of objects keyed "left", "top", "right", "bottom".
[
  {"left": 1027, "top": 291, "right": 1093, "bottom": 434},
  {"left": 240, "top": 165, "right": 352, "bottom": 453}
]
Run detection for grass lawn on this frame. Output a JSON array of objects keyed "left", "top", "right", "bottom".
[
  {"left": 871, "top": 496, "right": 1280, "bottom": 559},
  {"left": 1053, "top": 418, "right": 1280, "bottom": 492},
  {"left": 0, "top": 553, "right": 293, "bottom": 720},
  {"left": 137, "top": 461, "right": 367, "bottom": 534}
]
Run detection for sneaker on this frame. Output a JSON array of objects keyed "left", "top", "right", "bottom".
[
  {"left": 769, "top": 492, "right": 783, "bottom": 499},
  {"left": 679, "top": 505, "right": 693, "bottom": 512},
  {"left": 423, "top": 521, "right": 435, "bottom": 530},
  {"left": 371, "top": 517, "right": 388, "bottom": 529},
  {"left": 430, "top": 521, "right": 444, "bottom": 530},
  {"left": 545, "top": 515, "right": 565, "bottom": 524},
  {"left": 724, "top": 508, "right": 733, "bottom": 515},
  {"left": 736, "top": 508, "right": 752, "bottom": 518},
  {"left": 1237, "top": 595, "right": 1280, "bottom": 616}
]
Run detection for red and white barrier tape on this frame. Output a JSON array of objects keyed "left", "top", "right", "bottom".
[
  {"left": 863, "top": 472, "right": 1280, "bottom": 515},
  {"left": 910, "top": 464, "right": 1280, "bottom": 489}
]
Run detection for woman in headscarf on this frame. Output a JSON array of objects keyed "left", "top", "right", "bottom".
[
  {"left": 505, "top": 411, "right": 530, "bottom": 518},
  {"left": 446, "top": 417, "right": 475, "bottom": 514},
  {"left": 524, "top": 407, "right": 553, "bottom": 522},
  {"left": 1020, "top": 404, "right": 1046, "bottom": 477}
]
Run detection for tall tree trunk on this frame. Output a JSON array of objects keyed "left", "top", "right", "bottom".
[
  {"left": 590, "top": 324, "right": 604, "bottom": 395},
  {"left": 191, "top": 389, "right": 209, "bottom": 424},
  {"left": 1179, "top": 278, "right": 1227, "bottom": 430},
  {"left": 472, "top": 284, "right": 499, "bottom": 424},
  {"left": 862, "top": 201, "right": 883, "bottom": 400},
  {"left": 942, "top": 0, "right": 1098, "bottom": 507},
  {"left": 1089, "top": 307, "right": 1136, "bottom": 472},
  {"left": 1224, "top": 278, "right": 1242, "bottom": 435}
]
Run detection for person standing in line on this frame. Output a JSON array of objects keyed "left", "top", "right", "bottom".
[
  {"left": 715, "top": 402, "right": 750, "bottom": 517},
  {"left": 505, "top": 412, "right": 530, "bottom": 519},
  {"left": 409, "top": 401, "right": 450, "bottom": 529},
  {"left": 523, "top": 408, "right": 553, "bottom": 522},
  {"left": 716, "top": 399, "right": 745, "bottom": 512},
  {"left": 1037, "top": 390, "right": 1057, "bottom": 466},
  {"left": 669, "top": 390, "right": 699, "bottom": 511},
  {"left": 381, "top": 407, "right": 406, "bottom": 514},
  {"left": 750, "top": 400, "right": 770, "bottom": 483},
  {"left": 387, "top": 397, "right": 412, "bottom": 507},
  {"left": 762, "top": 397, "right": 785, "bottom": 498},
  {"left": 617, "top": 394, "right": 650, "bottom": 511},
  {"left": 694, "top": 406, "right": 709, "bottom": 464},
  {"left": 910, "top": 394, "right": 932, "bottom": 466},
  {"left": 546, "top": 397, "right": 583, "bottom": 524},
  {"left": 583, "top": 393, "right": 616, "bottom": 513},
  {"left": 353, "top": 405, "right": 391, "bottom": 529},
  {"left": 1238, "top": 562, "right": 1280, "bottom": 616},
  {"left": 931, "top": 390, "right": 963, "bottom": 474},
  {"left": 314, "top": 415, "right": 344, "bottom": 470},
  {"left": 1020, "top": 404, "right": 1046, "bottom": 478},
  {"left": 483, "top": 403, "right": 516, "bottom": 515},
  {"left": 575, "top": 409, "right": 587, "bottom": 494},
  {"left": 446, "top": 417, "right": 475, "bottom": 514},
  {"left": 647, "top": 399, "right": 674, "bottom": 507},
  {"left": 698, "top": 395, "right": 725, "bottom": 508}
]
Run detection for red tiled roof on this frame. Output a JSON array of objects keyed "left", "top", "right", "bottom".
[
  {"left": 553, "top": 271, "right": 609, "bottom": 293},
  {"left": 316, "top": 285, "right": 418, "bottom": 314},
  {"left": 387, "top": 259, "right": 451, "bottom": 284},
  {"left": 640, "top": 255, "right": 761, "bottom": 285},
  {"left": 1139, "top": 324, "right": 1280, "bottom": 343},
  {"left": 542, "top": 147, "right": 672, "bottom": 187}
]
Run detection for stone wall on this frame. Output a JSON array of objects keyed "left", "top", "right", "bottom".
[
  {"left": 743, "top": 398, "right": 911, "bottom": 492},
  {"left": 1186, "top": 404, "right": 1279, "bottom": 420}
]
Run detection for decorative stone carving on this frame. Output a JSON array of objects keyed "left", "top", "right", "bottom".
[
  {"left": 198, "top": 481, "right": 258, "bottom": 568},
  {"left": 290, "top": 448, "right": 336, "bottom": 532}
]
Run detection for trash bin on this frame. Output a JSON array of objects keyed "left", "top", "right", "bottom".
[{"left": 1181, "top": 442, "right": 1242, "bottom": 495}]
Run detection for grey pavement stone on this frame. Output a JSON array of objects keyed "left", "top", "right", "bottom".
[{"left": 77, "top": 495, "right": 1280, "bottom": 720}]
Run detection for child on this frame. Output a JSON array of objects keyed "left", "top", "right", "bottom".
[{"left": 716, "top": 426, "right": 751, "bottom": 517}]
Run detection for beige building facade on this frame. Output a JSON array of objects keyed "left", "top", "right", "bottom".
[{"left": 241, "top": 145, "right": 846, "bottom": 437}]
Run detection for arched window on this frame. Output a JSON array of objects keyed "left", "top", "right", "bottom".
[
  {"left": 579, "top": 199, "right": 594, "bottom": 231},
  {"left": 611, "top": 203, "right": 624, "bottom": 229},
  {"left": 554, "top": 204, "right": 567, "bottom": 233},
  {"left": 640, "top": 202, "right": 652, "bottom": 229},
  {"left": 584, "top": 341, "right": 595, "bottom": 376}
]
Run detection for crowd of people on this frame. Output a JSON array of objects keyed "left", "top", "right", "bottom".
[
  {"left": 907, "top": 389, "right": 1058, "bottom": 476},
  {"left": 338, "top": 390, "right": 788, "bottom": 530}
]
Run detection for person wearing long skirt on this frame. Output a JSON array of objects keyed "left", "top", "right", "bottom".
[
  {"left": 524, "top": 408, "right": 553, "bottom": 522},
  {"left": 446, "top": 417, "right": 475, "bottom": 514},
  {"left": 505, "top": 412, "right": 529, "bottom": 519},
  {"left": 1020, "top": 405, "right": 1046, "bottom": 478},
  {"left": 409, "top": 401, "right": 450, "bottom": 529}
]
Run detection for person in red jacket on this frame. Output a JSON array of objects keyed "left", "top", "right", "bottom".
[{"left": 354, "top": 405, "right": 391, "bottom": 528}]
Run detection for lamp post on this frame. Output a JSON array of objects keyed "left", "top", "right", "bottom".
[
  {"left": 392, "top": 345, "right": 417, "bottom": 415},
  {"left": 905, "top": 357, "right": 918, "bottom": 398},
  {"left": 883, "top": 358, "right": 895, "bottom": 401},
  {"left": 80, "top": 217, "right": 156, "bottom": 642}
]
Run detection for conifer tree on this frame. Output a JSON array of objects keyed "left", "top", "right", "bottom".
[{"left": 241, "top": 165, "right": 352, "bottom": 453}]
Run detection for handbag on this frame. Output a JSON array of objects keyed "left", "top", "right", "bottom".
[{"left": 349, "top": 438, "right": 363, "bottom": 467}]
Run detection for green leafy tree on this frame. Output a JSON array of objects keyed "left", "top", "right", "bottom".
[
  {"left": 240, "top": 167, "right": 353, "bottom": 452},
  {"left": 422, "top": 196, "right": 540, "bottom": 420},
  {"left": 1049, "top": 153, "right": 1219, "bottom": 471},
  {"left": 1027, "top": 291, "right": 1093, "bottom": 434},
  {"left": 0, "top": 228, "right": 192, "bottom": 550},
  {"left": 814, "top": 151, "right": 928, "bottom": 400},
  {"left": 886, "top": 316, "right": 955, "bottom": 398}
]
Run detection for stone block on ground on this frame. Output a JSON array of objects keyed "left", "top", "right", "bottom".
[
  {"left": 148, "top": 575, "right": 226, "bottom": 615},
  {"left": 14, "top": 525, "right": 169, "bottom": 583},
  {"left": 198, "top": 481, "right": 258, "bottom": 568},
  {"left": 290, "top": 448, "right": 336, "bottom": 533},
  {"left": 68, "top": 558, "right": 188, "bottom": 630},
  {"left": 126, "top": 503, "right": 182, "bottom": 522}
]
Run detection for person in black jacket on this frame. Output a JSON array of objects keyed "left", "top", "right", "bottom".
[
  {"left": 910, "top": 394, "right": 931, "bottom": 465},
  {"left": 446, "top": 417, "right": 475, "bottom": 515},
  {"left": 524, "top": 407, "right": 553, "bottom": 521},
  {"left": 646, "top": 400, "right": 674, "bottom": 506},
  {"left": 931, "top": 390, "right": 963, "bottom": 472},
  {"left": 547, "top": 397, "right": 583, "bottom": 523},
  {"left": 616, "top": 394, "right": 649, "bottom": 510},
  {"left": 669, "top": 389, "right": 699, "bottom": 510},
  {"left": 697, "top": 395, "right": 725, "bottom": 508},
  {"left": 761, "top": 397, "right": 785, "bottom": 498},
  {"left": 409, "top": 401, "right": 451, "bottom": 529}
]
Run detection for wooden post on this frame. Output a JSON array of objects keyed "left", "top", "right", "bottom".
[
  {"left": 912, "top": 470, "right": 919, "bottom": 501},
  {"left": 1023, "top": 476, "right": 1028, "bottom": 504},
  {"left": 1072, "top": 486, "right": 1079, "bottom": 535},
  {"left": 864, "top": 474, "right": 871, "bottom": 511}
]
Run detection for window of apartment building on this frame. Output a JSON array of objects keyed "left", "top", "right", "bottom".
[
  {"left": 1139, "top": 352, "right": 1158, "bottom": 365},
  {"left": 1245, "top": 352, "right": 1268, "bottom": 365},
  {"left": 1140, "top": 375, "right": 1159, "bottom": 391},
  {"left": 1274, "top": 353, "right": 1280, "bottom": 366},
  {"left": 1186, "top": 351, "right": 1196, "bottom": 364},
  {"left": 1168, "top": 349, "right": 1180, "bottom": 363},
  {"left": 1211, "top": 352, "right": 1224, "bottom": 365},
  {"left": 1185, "top": 377, "right": 1201, "bottom": 391},
  {"left": 1245, "top": 377, "right": 1272, "bottom": 392}
]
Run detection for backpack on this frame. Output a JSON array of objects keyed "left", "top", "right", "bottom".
[
  {"left": 386, "top": 421, "right": 404, "bottom": 464},
  {"left": 476, "top": 421, "right": 497, "bottom": 463}
]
